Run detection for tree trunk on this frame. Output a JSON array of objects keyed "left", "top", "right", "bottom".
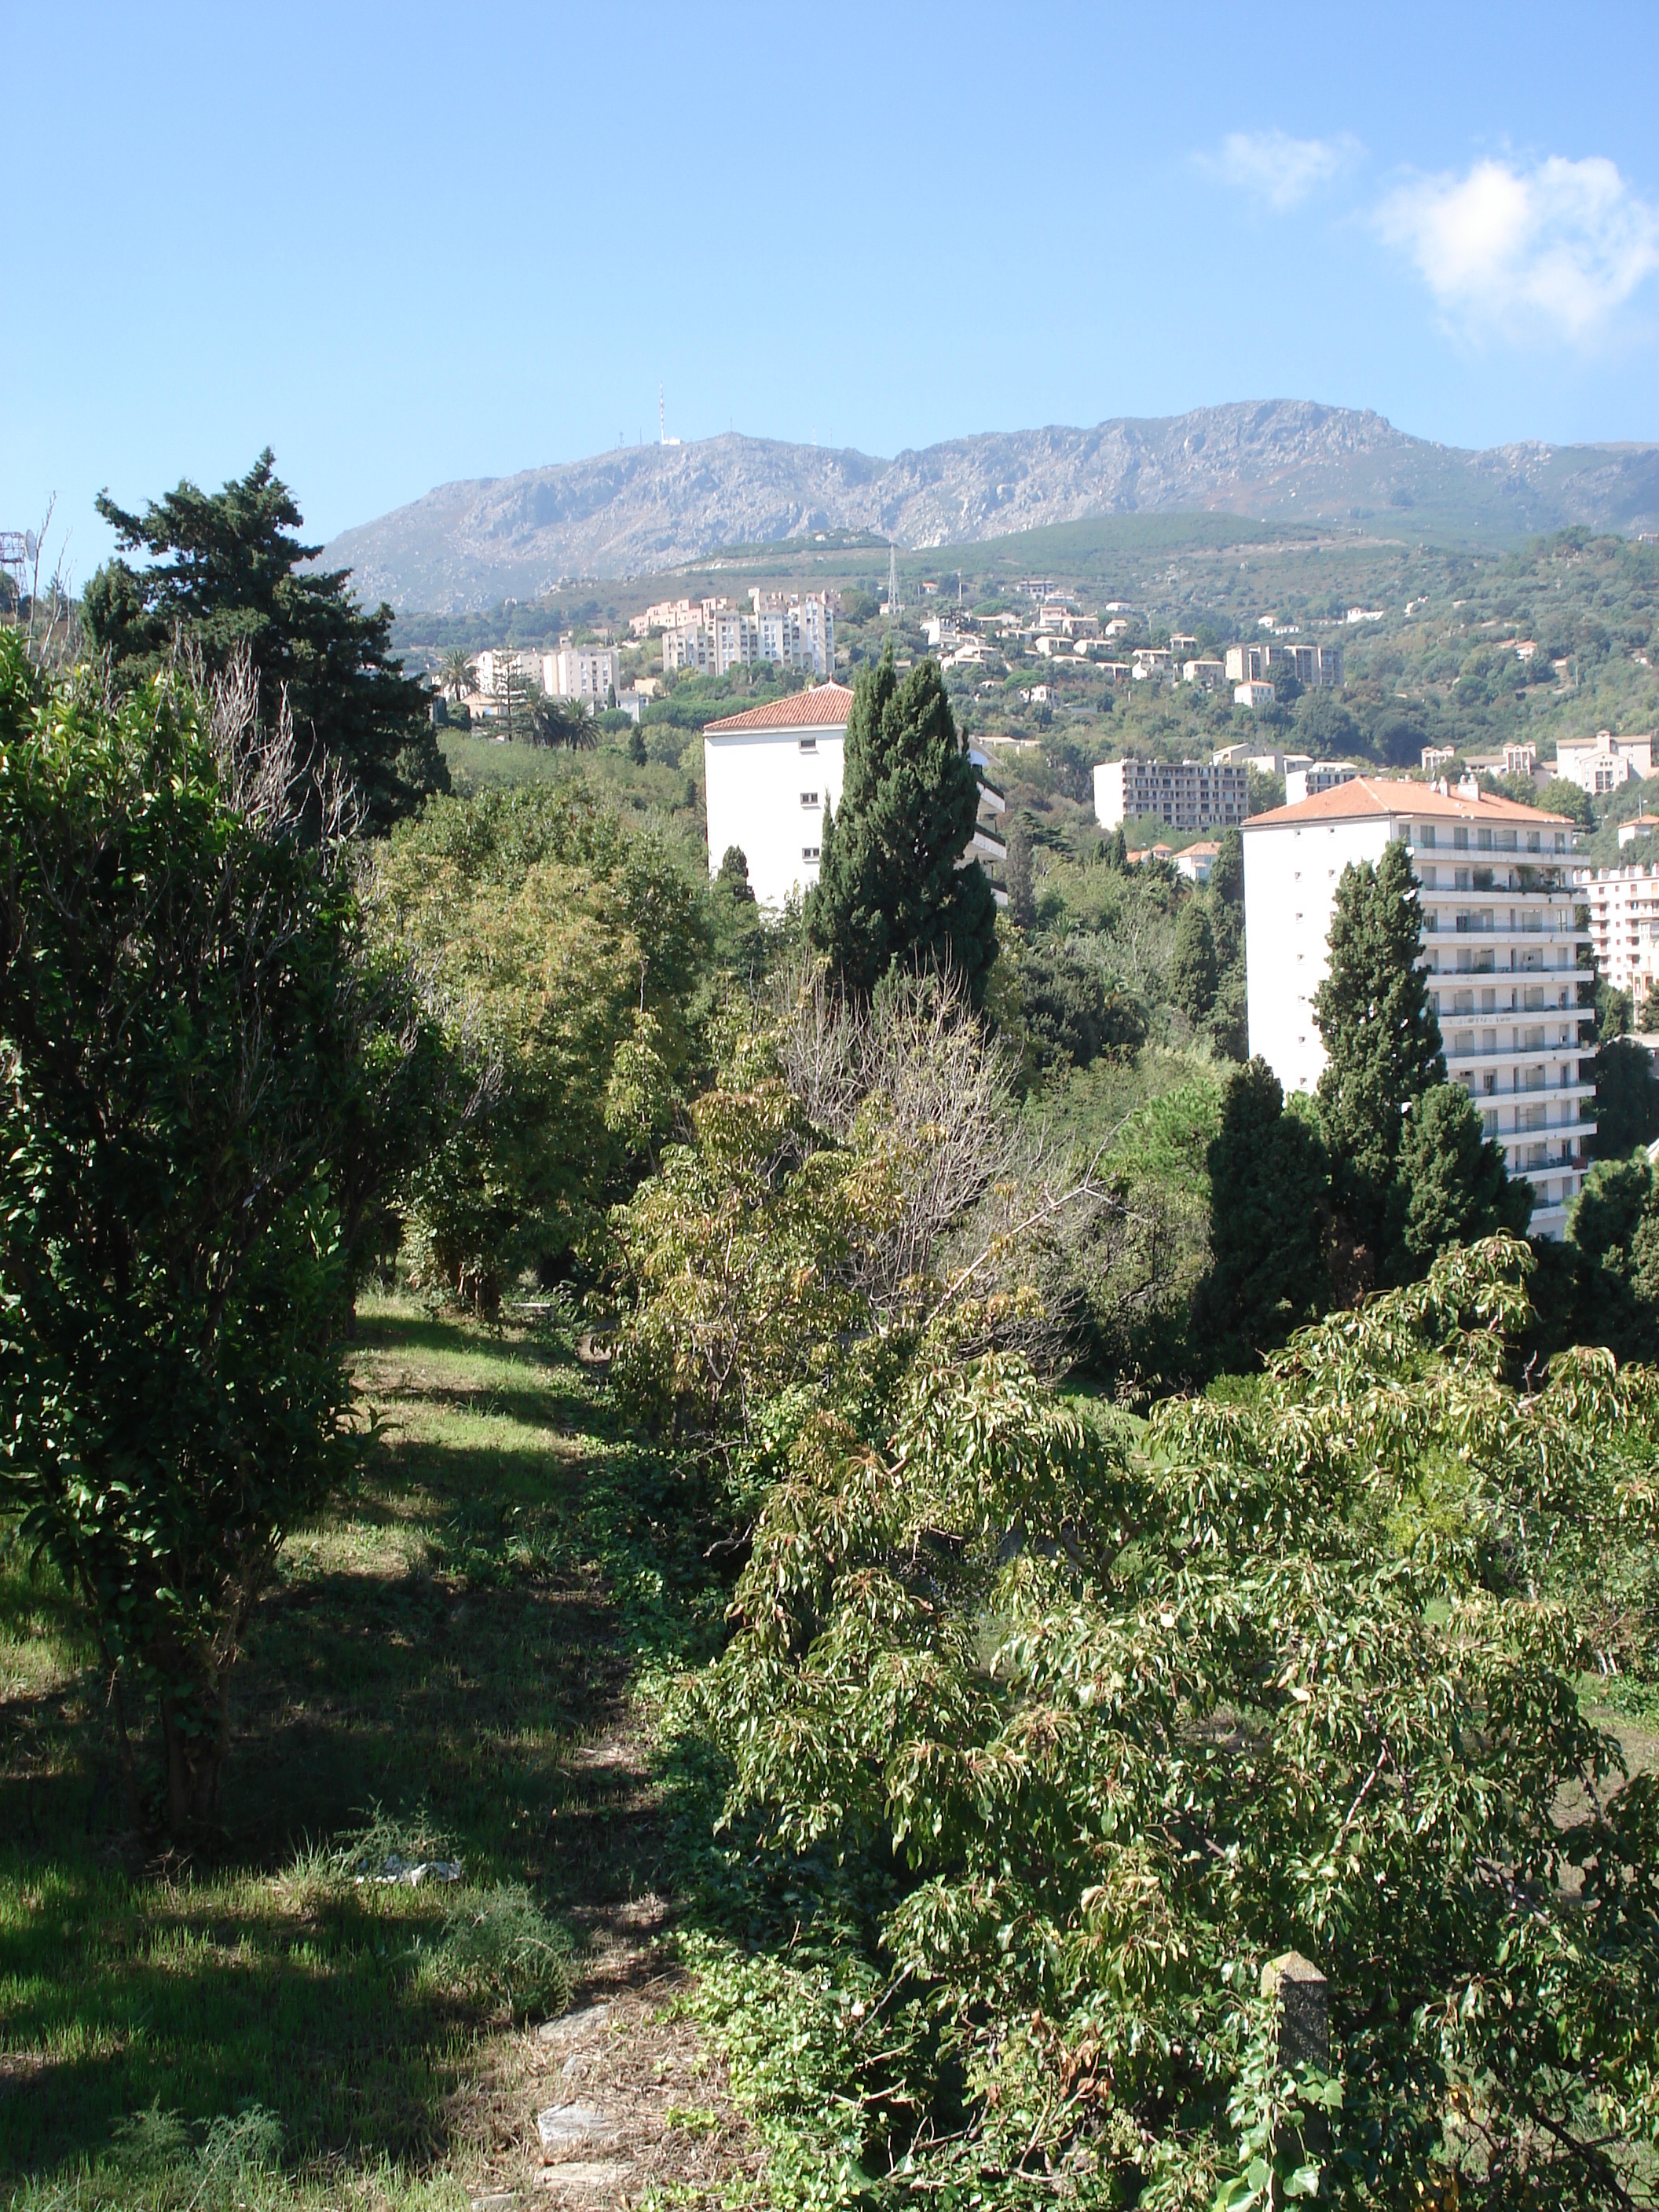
[{"left": 158, "top": 1657, "right": 236, "bottom": 1833}]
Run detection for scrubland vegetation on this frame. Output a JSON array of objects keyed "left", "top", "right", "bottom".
[{"left": 3, "top": 462, "right": 1659, "bottom": 2209}]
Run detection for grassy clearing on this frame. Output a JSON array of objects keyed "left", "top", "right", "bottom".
[{"left": 0, "top": 1296, "right": 725, "bottom": 2210}]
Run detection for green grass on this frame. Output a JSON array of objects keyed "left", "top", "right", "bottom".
[{"left": 0, "top": 1297, "right": 723, "bottom": 2209}]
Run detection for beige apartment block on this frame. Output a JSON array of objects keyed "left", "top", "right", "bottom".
[
  {"left": 1575, "top": 860, "right": 1659, "bottom": 1001},
  {"left": 1093, "top": 756, "right": 1249, "bottom": 832}
]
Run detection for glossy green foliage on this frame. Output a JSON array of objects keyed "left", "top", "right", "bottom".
[
  {"left": 0, "top": 636, "right": 361, "bottom": 1829},
  {"left": 697, "top": 1240, "right": 1659, "bottom": 2207}
]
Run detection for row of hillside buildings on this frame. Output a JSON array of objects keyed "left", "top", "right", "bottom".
[{"left": 635, "top": 590, "right": 836, "bottom": 679}]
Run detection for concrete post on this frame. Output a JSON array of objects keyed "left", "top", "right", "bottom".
[{"left": 1262, "top": 1951, "right": 1329, "bottom": 2072}]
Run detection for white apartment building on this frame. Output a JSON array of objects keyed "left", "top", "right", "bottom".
[
  {"left": 540, "top": 646, "right": 619, "bottom": 705},
  {"left": 1235, "top": 680, "right": 1275, "bottom": 709},
  {"left": 1552, "top": 728, "right": 1654, "bottom": 795},
  {"left": 1093, "top": 757, "right": 1250, "bottom": 833},
  {"left": 704, "top": 684, "right": 1006, "bottom": 910},
  {"left": 1243, "top": 778, "right": 1591, "bottom": 1238},
  {"left": 1285, "top": 760, "right": 1362, "bottom": 806},
  {"left": 665, "top": 591, "right": 834, "bottom": 679},
  {"left": 1575, "top": 861, "right": 1659, "bottom": 1000},
  {"left": 473, "top": 649, "right": 541, "bottom": 697},
  {"left": 1182, "top": 657, "right": 1228, "bottom": 687}
]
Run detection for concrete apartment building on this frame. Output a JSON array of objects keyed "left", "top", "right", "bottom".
[
  {"left": 1093, "top": 757, "right": 1250, "bottom": 832},
  {"left": 1244, "top": 778, "right": 1591, "bottom": 1239},
  {"left": 703, "top": 685, "right": 1007, "bottom": 910},
  {"left": 540, "top": 646, "right": 619, "bottom": 705},
  {"left": 664, "top": 591, "right": 834, "bottom": 679},
  {"left": 1575, "top": 861, "right": 1659, "bottom": 1002},
  {"left": 1551, "top": 729, "right": 1654, "bottom": 796},
  {"left": 1225, "top": 642, "right": 1343, "bottom": 689},
  {"left": 1285, "top": 760, "right": 1363, "bottom": 806}
]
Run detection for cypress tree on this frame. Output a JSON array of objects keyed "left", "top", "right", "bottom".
[
  {"left": 1313, "top": 840, "right": 1445, "bottom": 1236},
  {"left": 1005, "top": 820, "right": 1038, "bottom": 930},
  {"left": 1199, "top": 1057, "right": 1330, "bottom": 1364},
  {"left": 1384, "top": 1082, "right": 1533, "bottom": 1281},
  {"left": 808, "top": 647, "right": 998, "bottom": 1005},
  {"left": 1170, "top": 900, "right": 1219, "bottom": 1024}
]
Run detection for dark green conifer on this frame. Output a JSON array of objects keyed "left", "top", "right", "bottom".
[
  {"left": 1199, "top": 1057, "right": 1330, "bottom": 1364},
  {"left": 1313, "top": 840, "right": 1445, "bottom": 1236},
  {"left": 807, "top": 648, "right": 998, "bottom": 1005}
]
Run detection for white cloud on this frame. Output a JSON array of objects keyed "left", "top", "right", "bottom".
[
  {"left": 1377, "top": 155, "right": 1659, "bottom": 342},
  {"left": 1203, "top": 130, "right": 1356, "bottom": 211}
]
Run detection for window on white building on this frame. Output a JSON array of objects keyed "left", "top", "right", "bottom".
[
  {"left": 802, "top": 845, "right": 821, "bottom": 862},
  {"left": 800, "top": 792, "right": 819, "bottom": 808},
  {"left": 799, "top": 737, "right": 817, "bottom": 753}
]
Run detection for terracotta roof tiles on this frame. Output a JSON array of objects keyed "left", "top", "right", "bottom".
[
  {"left": 1246, "top": 776, "right": 1572, "bottom": 830},
  {"left": 703, "top": 683, "right": 854, "bottom": 733}
]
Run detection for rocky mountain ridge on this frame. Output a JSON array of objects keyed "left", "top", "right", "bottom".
[{"left": 318, "top": 400, "right": 1659, "bottom": 613}]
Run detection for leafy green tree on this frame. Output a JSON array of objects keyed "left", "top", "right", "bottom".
[
  {"left": 1595, "top": 1035, "right": 1659, "bottom": 1155},
  {"left": 808, "top": 648, "right": 998, "bottom": 1006},
  {"left": 0, "top": 637, "right": 362, "bottom": 1831},
  {"left": 698, "top": 1240, "right": 1659, "bottom": 2210},
  {"left": 716, "top": 844, "right": 756, "bottom": 902},
  {"left": 1384, "top": 1082, "right": 1533, "bottom": 1279},
  {"left": 1314, "top": 841, "right": 1445, "bottom": 1239},
  {"left": 372, "top": 786, "right": 708, "bottom": 1309},
  {"left": 1597, "top": 978, "right": 1636, "bottom": 1044},
  {"left": 1198, "top": 1056, "right": 1329, "bottom": 1363},
  {"left": 1015, "top": 943, "right": 1144, "bottom": 1078},
  {"left": 1170, "top": 898, "right": 1219, "bottom": 1024},
  {"left": 83, "top": 450, "right": 448, "bottom": 830}
]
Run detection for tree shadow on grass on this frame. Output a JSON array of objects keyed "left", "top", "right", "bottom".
[{"left": 0, "top": 1851, "right": 469, "bottom": 2178}]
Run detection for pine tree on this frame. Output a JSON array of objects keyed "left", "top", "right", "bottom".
[
  {"left": 1199, "top": 1057, "right": 1330, "bottom": 1364},
  {"left": 1313, "top": 840, "right": 1445, "bottom": 1236},
  {"left": 84, "top": 451, "right": 449, "bottom": 830},
  {"left": 807, "top": 647, "right": 998, "bottom": 1005},
  {"left": 1170, "top": 900, "right": 1219, "bottom": 1024}
]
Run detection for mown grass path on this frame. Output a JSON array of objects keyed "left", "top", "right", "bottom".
[{"left": 0, "top": 1298, "right": 748, "bottom": 2211}]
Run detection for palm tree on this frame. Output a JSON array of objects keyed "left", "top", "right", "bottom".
[
  {"left": 439, "top": 648, "right": 475, "bottom": 701},
  {"left": 564, "top": 701, "right": 599, "bottom": 751},
  {"left": 530, "top": 695, "right": 570, "bottom": 749}
]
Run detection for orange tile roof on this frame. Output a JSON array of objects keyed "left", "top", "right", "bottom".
[
  {"left": 1246, "top": 775, "right": 1573, "bottom": 830},
  {"left": 704, "top": 683, "right": 854, "bottom": 733}
]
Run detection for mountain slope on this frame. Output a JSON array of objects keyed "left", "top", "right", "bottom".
[{"left": 320, "top": 401, "right": 1659, "bottom": 612}]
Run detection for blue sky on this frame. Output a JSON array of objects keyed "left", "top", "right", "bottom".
[{"left": 6, "top": 0, "right": 1659, "bottom": 584}]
